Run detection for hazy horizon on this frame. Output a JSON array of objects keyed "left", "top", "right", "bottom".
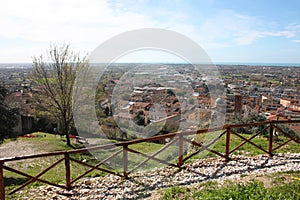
[{"left": 1, "top": 62, "right": 300, "bottom": 68}]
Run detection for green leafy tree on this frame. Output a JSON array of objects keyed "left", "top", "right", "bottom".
[
  {"left": 188, "top": 98, "right": 195, "bottom": 105},
  {"left": 233, "top": 111, "right": 267, "bottom": 134},
  {"left": 133, "top": 110, "right": 146, "bottom": 126},
  {"left": 0, "top": 86, "right": 18, "bottom": 142},
  {"left": 32, "top": 44, "right": 88, "bottom": 146}
]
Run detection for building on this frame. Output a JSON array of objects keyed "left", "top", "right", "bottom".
[
  {"left": 5, "top": 91, "right": 35, "bottom": 134},
  {"left": 280, "top": 98, "right": 297, "bottom": 108},
  {"left": 234, "top": 94, "right": 243, "bottom": 114}
]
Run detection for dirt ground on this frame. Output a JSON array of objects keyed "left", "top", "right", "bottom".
[{"left": 0, "top": 140, "right": 48, "bottom": 159}]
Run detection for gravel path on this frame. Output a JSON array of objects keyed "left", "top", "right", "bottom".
[{"left": 15, "top": 153, "right": 300, "bottom": 200}]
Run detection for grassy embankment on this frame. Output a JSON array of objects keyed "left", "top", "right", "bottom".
[
  {"left": 2, "top": 132, "right": 176, "bottom": 196},
  {"left": 1, "top": 130, "right": 299, "bottom": 198},
  {"left": 161, "top": 171, "right": 300, "bottom": 200},
  {"left": 187, "top": 130, "right": 299, "bottom": 161}
]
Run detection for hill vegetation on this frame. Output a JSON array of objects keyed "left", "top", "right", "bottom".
[
  {"left": 161, "top": 171, "right": 300, "bottom": 200},
  {"left": 0, "top": 130, "right": 299, "bottom": 199}
]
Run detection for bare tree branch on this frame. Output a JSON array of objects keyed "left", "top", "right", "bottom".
[{"left": 31, "top": 44, "right": 89, "bottom": 146}]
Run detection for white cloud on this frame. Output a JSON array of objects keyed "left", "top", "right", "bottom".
[
  {"left": 292, "top": 40, "right": 300, "bottom": 43},
  {"left": 0, "top": 0, "right": 159, "bottom": 43},
  {"left": 195, "top": 10, "right": 261, "bottom": 47},
  {"left": 0, "top": 0, "right": 208, "bottom": 63},
  {"left": 234, "top": 30, "right": 296, "bottom": 45},
  {"left": 0, "top": 45, "right": 46, "bottom": 63},
  {"left": 0, "top": 1, "right": 300, "bottom": 62},
  {"left": 0, "top": 0, "right": 200, "bottom": 62},
  {"left": 196, "top": 10, "right": 300, "bottom": 47}
]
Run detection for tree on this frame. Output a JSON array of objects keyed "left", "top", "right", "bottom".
[
  {"left": 188, "top": 98, "right": 195, "bottom": 105},
  {"left": 32, "top": 44, "right": 88, "bottom": 146},
  {"left": 233, "top": 111, "right": 267, "bottom": 134},
  {"left": 133, "top": 110, "right": 146, "bottom": 126},
  {"left": 0, "top": 85, "right": 18, "bottom": 142}
]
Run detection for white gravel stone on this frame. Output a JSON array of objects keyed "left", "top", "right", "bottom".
[{"left": 12, "top": 153, "right": 300, "bottom": 199}]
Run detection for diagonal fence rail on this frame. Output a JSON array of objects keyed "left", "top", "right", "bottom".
[{"left": 0, "top": 120, "right": 299, "bottom": 199}]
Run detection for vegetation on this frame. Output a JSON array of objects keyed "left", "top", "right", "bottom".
[
  {"left": 161, "top": 171, "right": 300, "bottom": 200},
  {"left": 31, "top": 44, "right": 88, "bottom": 146},
  {"left": 0, "top": 85, "right": 18, "bottom": 143},
  {"left": 1, "top": 125, "right": 299, "bottom": 198},
  {"left": 189, "top": 129, "right": 300, "bottom": 161},
  {"left": 3, "top": 133, "right": 99, "bottom": 197},
  {"left": 232, "top": 111, "right": 267, "bottom": 134},
  {"left": 2, "top": 133, "right": 175, "bottom": 196},
  {"left": 133, "top": 110, "right": 147, "bottom": 126}
]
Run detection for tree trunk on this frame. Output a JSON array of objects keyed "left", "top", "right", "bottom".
[
  {"left": 63, "top": 113, "right": 71, "bottom": 146},
  {"left": 66, "top": 132, "right": 71, "bottom": 146}
]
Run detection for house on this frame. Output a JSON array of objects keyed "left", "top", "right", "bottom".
[
  {"left": 130, "top": 102, "right": 153, "bottom": 114},
  {"left": 5, "top": 91, "right": 35, "bottom": 134},
  {"left": 290, "top": 103, "right": 300, "bottom": 112},
  {"left": 280, "top": 98, "right": 298, "bottom": 108}
]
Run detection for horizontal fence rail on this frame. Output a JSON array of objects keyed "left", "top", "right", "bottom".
[{"left": 0, "top": 120, "right": 300, "bottom": 199}]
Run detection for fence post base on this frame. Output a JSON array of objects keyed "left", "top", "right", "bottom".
[
  {"left": 178, "top": 134, "right": 184, "bottom": 167},
  {"left": 123, "top": 145, "right": 128, "bottom": 178},
  {"left": 225, "top": 127, "right": 231, "bottom": 162},
  {"left": 0, "top": 162, "right": 5, "bottom": 200},
  {"left": 65, "top": 153, "right": 71, "bottom": 190},
  {"left": 268, "top": 122, "right": 273, "bottom": 157}
]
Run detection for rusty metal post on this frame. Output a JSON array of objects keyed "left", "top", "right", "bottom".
[
  {"left": 64, "top": 153, "right": 71, "bottom": 189},
  {"left": 178, "top": 134, "right": 184, "bottom": 167},
  {"left": 123, "top": 145, "right": 128, "bottom": 177},
  {"left": 268, "top": 122, "right": 273, "bottom": 157},
  {"left": 225, "top": 127, "right": 231, "bottom": 161},
  {"left": 0, "top": 162, "right": 5, "bottom": 200}
]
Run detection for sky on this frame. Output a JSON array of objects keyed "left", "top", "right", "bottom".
[{"left": 0, "top": 0, "right": 300, "bottom": 63}]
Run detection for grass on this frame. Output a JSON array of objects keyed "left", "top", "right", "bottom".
[
  {"left": 188, "top": 130, "right": 300, "bottom": 161},
  {"left": 161, "top": 171, "right": 300, "bottom": 200},
  {"left": 2, "top": 132, "right": 101, "bottom": 197},
  {"left": 2, "top": 133, "right": 174, "bottom": 197},
  {"left": 82, "top": 140, "right": 178, "bottom": 173},
  {"left": 128, "top": 141, "right": 178, "bottom": 171},
  {"left": 13, "top": 132, "right": 85, "bottom": 151}
]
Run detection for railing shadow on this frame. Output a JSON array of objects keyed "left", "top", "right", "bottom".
[
  {"left": 4, "top": 177, "right": 29, "bottom": 187},
  {"left": 112, "top": 154, "right": 300, "bottom": 199}
]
